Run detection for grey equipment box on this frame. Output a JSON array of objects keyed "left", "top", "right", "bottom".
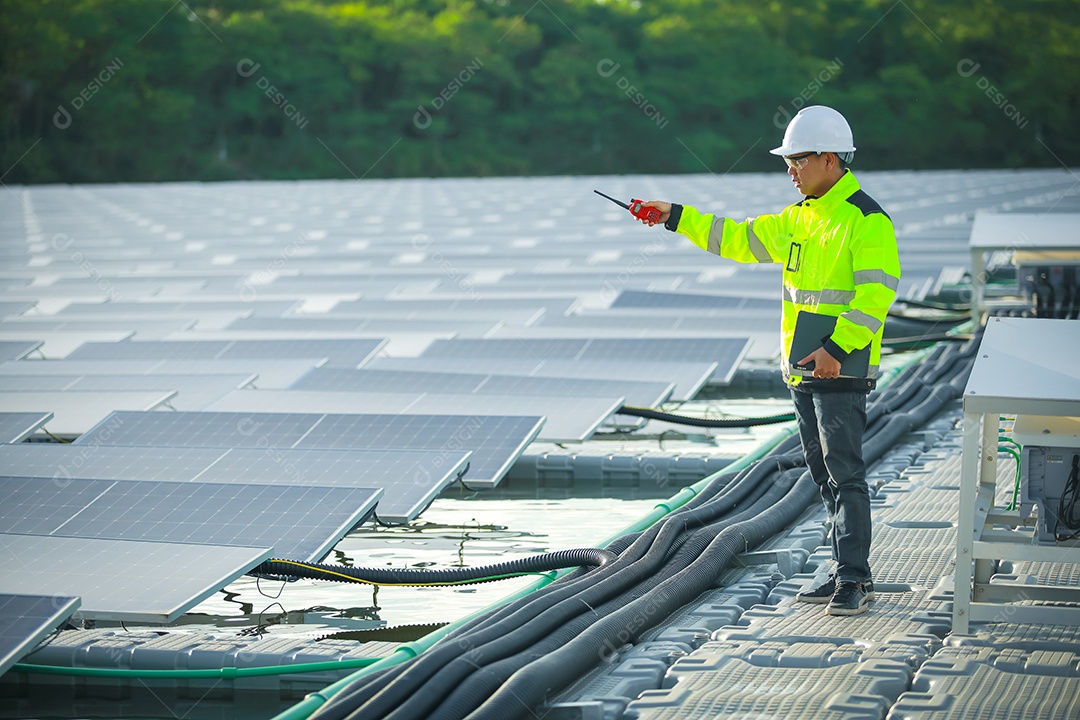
[{"left": 1016, "top": 415, "right": 1080, "bottom": 543}]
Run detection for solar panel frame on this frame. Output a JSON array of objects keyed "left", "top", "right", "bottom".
[
  {"left": 0, "top": 412, "right": 54, "bottom": 443},
  {"left": 0, "top": 592, "right": 81, "bottom": 675},
  {"left": 368, "top": 356, "right": 718, "bottom": 401},
  {"left": 205, "top": 389, "right": 619, "bottom": 443},
  {"left": 0, "top": 341, "right": 42, "bottom": 363},
  {"left": 0, "top": 535, "right": 267, "bottom": 624},
  {"left": 66, "top": 338, "right": 385, "bottom": 369},
  {"left": 420, "top": 337, "right": 750, "bottom": 386},
  {"left": 0, "top": 391, "right": 178, "bottom": 436},
  {"left": 0, "top": 444, "right": 470, "bottom": 524},
  {"left": 0, "top": 359, "right": 321, "bottom": 389},
  {"left": 291, "top": 367, "right": 674, "bottom": 408},
  {"left": 77, "top": 411, "right": 545, "bottom": 488},
  {"left": 0, "top": 476, "right": 381, "bottom": 562}
]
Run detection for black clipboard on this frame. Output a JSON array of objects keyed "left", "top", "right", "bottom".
[{"left": 789, "top": 311, "right": 871, "bottom": 378}]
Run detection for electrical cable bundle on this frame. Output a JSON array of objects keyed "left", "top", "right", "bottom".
[
  {"left": 1055, "top": 454, "right": 1080, "bottom": 540},
  {"left": 305, "top": 335, "right": 982, "bottom": 720}
]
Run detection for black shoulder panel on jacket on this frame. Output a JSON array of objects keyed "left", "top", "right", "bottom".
[{"left": 845, "top": 189, "right": 891, "bottom": 220}]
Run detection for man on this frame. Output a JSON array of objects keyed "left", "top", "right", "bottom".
[{"left": 638, "top": 105, "right": 900, "bottom": 616}]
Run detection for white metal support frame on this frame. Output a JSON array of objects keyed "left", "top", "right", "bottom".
[{"left": 953, "top": 316, "right": 1080, "bottom": 633}]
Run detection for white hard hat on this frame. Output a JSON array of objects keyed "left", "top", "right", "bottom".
[{"left": 769, "top": 105, "right": 856, "bottom": 157}]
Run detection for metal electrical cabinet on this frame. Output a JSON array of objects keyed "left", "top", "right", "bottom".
[
  {"left": 1016, "top": 416, "right": 1080, "bottom": 544},
  {"left": 953, "top": 317, "right": 1080, "bottom": 633}
]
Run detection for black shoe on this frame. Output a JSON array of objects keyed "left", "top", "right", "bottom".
[
  {"left": 827, "top": 580, "right": 870, "bottom": 616},
  {"left": 797, "top": 575, "right": 876, "bottom": 604}
]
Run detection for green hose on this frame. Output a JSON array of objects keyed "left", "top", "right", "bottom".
[{"left": 10, "top": 657, "right": 379, "bottom": 679}]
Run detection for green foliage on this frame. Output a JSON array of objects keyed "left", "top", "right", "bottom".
[{"left": 1, "top": 0, "right": 1077, "bottom": 183}]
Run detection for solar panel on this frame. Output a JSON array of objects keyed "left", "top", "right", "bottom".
[
  {"left": 0, "top": 444, "right": 470, "bottom": 524},
  {"left": 0, "top": 360, "right": 320, "bottom": 389},
  {"left": 77, "top": 411, "right": 544, "bottom": 488},
  {"left": 0, "top": 412, "right": 53, "bottom": 443},
  {"left": 0, "top": 374, "right": 256, "bottom": 411},
  {"left": 291, "top": 368, "right": 674, "bottom": 408},
  {"left": 0, "top": 535, "right": 267, "bottom": 623},
  {"left": 206, "top": 389, "right": 618, "bottom": 443},
  {"left": 66, "top": 339, "right": 385, "bottom": 369},
  {"left": 0, "top": 476, "right": 380, "bottom": 561},
  {"left": 0, "top": 592, "right": 80, "bottom": 675},
  {"left": 0, "top": 341, "right": 42, "bottom": 362},
  {"left": 611, "top": 290, "right": 777, "bottom": 311},
  {"left": 225, "top": 317, "right": 500, "bottom": 336},
  {"left": 218, "top": 339, "right": 386, "bottom": 368},
  {"left": 44, "top": 341, "right": 232, "bottom": 361},
  {"left": 327, "top": 298, "right": 576, "bottom": 315},
  {"left": 420, "top": 337, "right": 750, "bottom": 385},
  {"left": 0, "top": 319, "right": 194, "bottom": 338},
  {"left": 55, "top": 300, "right": 300, "bottom": 316},
  {"left": 0, "top": 391, "right": 177, "bottom": 436},
  {"left": 0, "top": 302, "right": 35, "bottom": 317},
  {"left": 368, "top": 356, "right": 717, "bottom": 401}
]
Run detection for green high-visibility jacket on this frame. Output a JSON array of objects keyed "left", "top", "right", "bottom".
[{"left": 669, "top": 171, "right": 900, "bottom": 384}]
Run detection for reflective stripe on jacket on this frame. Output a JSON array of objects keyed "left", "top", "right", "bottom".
[{"left": 672, "top": 171, "right": 900, "bottom": 383}]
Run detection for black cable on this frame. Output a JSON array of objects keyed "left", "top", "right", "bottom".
[
  {"left": 615, "top": 405, "right": 795, "bottom": 427},
  {"left": 256, "top": 548, "right": 616, "bottom": 587},
  {"left": 883, "top": 332, "right": 973, "bottom": 346},
  {"left": 1055, "top": 454, "right": 1080, "bottom": 540},
  {"left": 897, "top": 297, "right": 972, "bottom": 311}
]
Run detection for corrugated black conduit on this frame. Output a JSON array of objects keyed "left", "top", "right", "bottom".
[
  {"left": 309, "top": 334, "right": 981, "bottom": 720},
  {"left": 315, "top": 453, "right": 798, "bottom": 720},
  {"left": 614, "top": 406, "right": 796, "bottom": 427},
  {"left": 255, "top": 548, "right": 617, "bottom": 587}
]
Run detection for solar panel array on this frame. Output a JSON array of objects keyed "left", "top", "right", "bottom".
[{"left": 1, "top": 169, "right": 1076, "bottom": 625}]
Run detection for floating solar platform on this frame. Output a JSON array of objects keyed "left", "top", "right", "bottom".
[
  {"left": 369, "top": 356, "right": 718, "bottom": 402},
  {"left": 0, "top": 476, "right": 380, "bottom": 562},
  {"left": 0, "top": 592, "right": 80, "bottom": 676},
  {"left": 76, "top": 411, "right": 544, "bottom": 488},
  {"left": 0, "top": 413, "right": 53, "bottom": 444},
  {"left": 0, "top": 391, "right": 177, "bottom": 436},
  {"left": 0, "top": 535, "right": 268, "bottom": 623},
  {"left": 206, "top": 389, "right": 618, "bottom": 443},
  {"left": 0, "top": 444, "right": 470, "bottom": 524},
  {"left": 0, "top": 359, "right": 321, "bottom": 389}
]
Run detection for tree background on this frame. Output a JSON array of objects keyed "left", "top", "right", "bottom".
[{"left": 2, "top": 0, "right": 1078, "bottom": 184}]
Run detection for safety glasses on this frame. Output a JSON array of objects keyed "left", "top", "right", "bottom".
[{"left": 783, "top": 152, "right": 820, "bottom": 170}]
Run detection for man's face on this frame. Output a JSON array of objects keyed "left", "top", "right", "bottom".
[{"left": 785, "top": 152, "right": 828, "bottom": 197}]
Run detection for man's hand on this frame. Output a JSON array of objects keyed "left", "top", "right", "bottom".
[
  {"left": 798, "top": 347, "right": 842, "bottom": 379},
  {"left": 638, "top": 200, "right": 671, "bottom": 227}
]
